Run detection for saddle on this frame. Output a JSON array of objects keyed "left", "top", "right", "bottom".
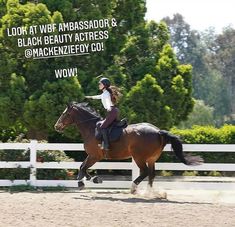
[{"left": 95, "top": 118, "right": 128, "bottom": 142}]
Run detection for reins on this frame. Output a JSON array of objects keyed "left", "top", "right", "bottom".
[
  {"left": 66, "top": 105, "right": 100, "bottom": 126},
  {"left": 76, "top": 117, "right": 100, "bottom": 125},
  {"left": 74, "top": 116, "right": 100, "bottom": 142}
]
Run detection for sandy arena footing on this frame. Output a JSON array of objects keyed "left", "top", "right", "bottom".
[{"left": 0, "top": 188, "right": 234, "bottom": 227}]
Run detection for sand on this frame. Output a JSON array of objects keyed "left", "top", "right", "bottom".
[{"left": 0, "top": 189, "right": 234, "bottom": 227}]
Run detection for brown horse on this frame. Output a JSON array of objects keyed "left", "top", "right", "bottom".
[{"left": 54, "top": 102, "right": 203, "bottom": 193}]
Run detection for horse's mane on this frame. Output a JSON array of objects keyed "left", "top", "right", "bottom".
[{"left": 70, "top": 101, "right": 101, "bottom": 119}]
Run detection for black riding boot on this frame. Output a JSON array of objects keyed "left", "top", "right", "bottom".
[{"left": 101, "top": 128, "right": 109, "bottom": 151}]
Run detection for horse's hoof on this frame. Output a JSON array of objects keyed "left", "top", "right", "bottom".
[
  {"left": 130, "top": 188, "right": 137, "bottom": 194},
  {"left": 78, "top": 181, "right": 85, "bottom": 190},
  {"left": 161, "top": 192, "right": 167, "bottom": 199},
  {"left": 92, "top": 176, "right": 103, "bottom": 184},
  {"left": 130, "top": 182, "right": 138, "bottom": 194},
  {"left": 86, "top": 175, "right": 92, "bottom": 181}
]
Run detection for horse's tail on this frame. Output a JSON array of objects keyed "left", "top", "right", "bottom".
[{"left": 159, "top": 130, "right": 203, "bottom": 165}]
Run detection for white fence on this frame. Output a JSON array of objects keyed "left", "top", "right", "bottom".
[{"left": 0, "top": 141, "right": 235, "bottom": 190}]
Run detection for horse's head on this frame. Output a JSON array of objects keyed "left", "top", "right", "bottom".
[
  {"left": 54, "top": 103, "right": 77, "bottom": 132},
  {"left": 54, "top": 102, "right": 101, "bottom": 133}
]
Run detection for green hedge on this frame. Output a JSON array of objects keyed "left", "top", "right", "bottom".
[
  {"left": 171, "top": 125, "right": 235, "bottom": 144},
  {"left": 167, "top": 125, "right": 235, "bottom": 176},
  {"left": 169, "top": 125, "right": 235, "bottom": 163},
  {"left": 156, "top": 125, "right": 235, "bottom": 177}
]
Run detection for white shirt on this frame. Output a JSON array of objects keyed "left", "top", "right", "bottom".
[{"left": 92, "top": 89, "right": 114, "bottom": 111}]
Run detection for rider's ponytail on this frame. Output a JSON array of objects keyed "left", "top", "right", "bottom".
[{"left": 106, "top": 86, "right": 122, "bottom": 105}]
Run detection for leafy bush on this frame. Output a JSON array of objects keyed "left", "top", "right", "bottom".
[
  {"left": 208, "top": 171, "right": 222, "bottom": 177},
  {"left": 182, "top": 171, "right": 199, "bottom": 176},
  {"left": 169, "top": 125, "right": 235, "bottom": 176},
  {"left": 160, "top": 170, "right": 173, "bottom": 177},
  {"left": 171, "top": 125, "right": 235, "bottom": 144}
]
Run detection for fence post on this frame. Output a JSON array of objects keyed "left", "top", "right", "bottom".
[
  {"left": 132, "top": 158, "right": 139, "bottom": 181},
  {"left": 29, "top": 140, "right": 37, "bottom": 187}
]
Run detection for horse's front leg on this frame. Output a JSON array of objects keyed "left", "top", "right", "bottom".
[
  {"left": 77, "top": 156, "right": 91, "bottom": 181},
  {"left": 77, "top": 155, "right": 100, "bottom": 189}
]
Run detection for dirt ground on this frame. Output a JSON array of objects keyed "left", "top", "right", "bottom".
[{"left": 0, "top": 189, "right": 234, "bottom": 227}]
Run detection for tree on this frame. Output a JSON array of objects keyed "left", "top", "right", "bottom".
[
  {"left": 162, "top": 13, "right": 231, "bottom": 125},
  {"left": 0, "top": 0, "right": 7, "bottom": 18},
  {"left": 24, "top": 78, "right": 83, "bottom": 139},
  {"left": 162, "top": 14, "right": 211, "bottom": 97},
  {"left": 0, "top": 0, "right": 82, "bottom": 140},
  {"left": 110, "top": 20, "right": 169, "bottom": 89},
  {"left": 0, "top": 1, "right": 194, "bottom": 141},
  {"left": 0, "top": 73, "right": 26, "bottom": 127},
  {"left": 210, "top": 27, "right": 235, "bottom": 120},
  {"left": 154, "top": 44, "right": 194, "bottom": 125},
  {"left": 178, "top": 100, "right": 215, "bottom": 128},
  {"left": 122, "top": 74, "right": 169, "bottom": 128},
  {"left": 40, "top": 0, "right": 76, "bottom": 21},
  {"left": 122, "top": 44, "right": 194, "bottom": 129}
]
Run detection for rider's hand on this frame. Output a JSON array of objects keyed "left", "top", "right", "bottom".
[{"left": 85, "top": 96, "right": 92, "bottom": 99}]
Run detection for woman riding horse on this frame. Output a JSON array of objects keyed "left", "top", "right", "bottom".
[
  {"left": 85, "top": 77, "right": 122, "bottom": 151},
  {"left": 54, "top": 101, "right": 203, "bottom": 194}
]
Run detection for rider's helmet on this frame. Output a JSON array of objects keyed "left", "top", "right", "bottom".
[{"left": 99, "top": 77, "right": 111, "bottom": 88}]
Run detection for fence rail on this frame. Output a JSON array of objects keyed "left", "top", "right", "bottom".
[{"left": 0, "top": 140, "right": 235, "bottom": 190}]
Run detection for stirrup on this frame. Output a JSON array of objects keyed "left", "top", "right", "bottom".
[{"left": 101, "top": 141, "right": 109, "bottom": 151}]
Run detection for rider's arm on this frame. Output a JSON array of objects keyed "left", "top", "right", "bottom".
[{"left": 85, "top": 95, "right": 102, "bottom": 99}]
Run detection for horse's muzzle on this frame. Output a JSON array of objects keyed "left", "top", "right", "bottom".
[{"left": 54, "top": 123, "right": 64, "bottom": 133}]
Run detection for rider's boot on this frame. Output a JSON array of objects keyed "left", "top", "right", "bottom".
[{"left": 101, "top": 128, "right": 110, "bottom": 151}]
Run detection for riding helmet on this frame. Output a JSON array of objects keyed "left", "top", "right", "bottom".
[{"left": 99, "top": 77, "right": 111, "bottom": 87}]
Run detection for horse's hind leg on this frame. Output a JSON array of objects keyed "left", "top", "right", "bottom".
[
  {"left": 147, "top": 161, "right": 156, "bottom": 188},
  {"left": 147, "top": 147, "right": 164, "bottom": 188},
  {"left": 131, "top": 159, "right": 148, "bottom": 194}
]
